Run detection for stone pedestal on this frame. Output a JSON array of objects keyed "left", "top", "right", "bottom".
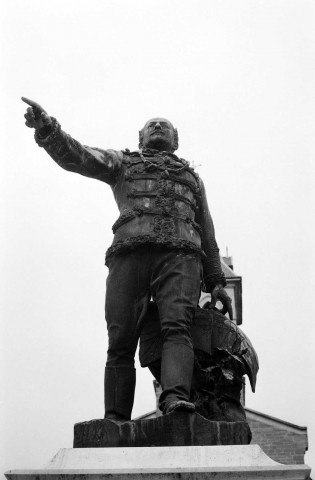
[
  {"left": 74, "top": 411, "right": 251, "bottom": 447},
  {"left": 5, "top": 445, "right": 311, "bottom": 480}
]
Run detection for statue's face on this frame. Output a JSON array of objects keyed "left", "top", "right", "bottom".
[{"left": 140, "top": 118, "right": 178, "bottom": 152}]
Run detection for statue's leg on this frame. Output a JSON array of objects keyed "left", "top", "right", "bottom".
[
  {"left": 159, "top": 342, "right": 195, "bottom": 414},
  {"left": 104, "top": 366, "right": 136, "bottom": 422},
  {"left": 104, "top": 251, "right": 150, "bottom": 421},
  {"left": 151, "top": 252, "right": 202, "bottom": 414}
]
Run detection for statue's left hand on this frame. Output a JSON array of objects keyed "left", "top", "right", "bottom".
[{"left": 206, "top": 284, "right": 233, "bottom": 320}]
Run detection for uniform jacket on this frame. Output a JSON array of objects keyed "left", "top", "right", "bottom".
[{"left": 35, "top": 118, "right": 225, "bottom": 291}]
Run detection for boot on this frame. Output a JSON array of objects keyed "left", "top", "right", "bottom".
[
  {"left": 159, "top": 343, "right": 195, "bottom": 414},
  {"left": 104, "top": 366, "right": 136, "bottom": 422}
]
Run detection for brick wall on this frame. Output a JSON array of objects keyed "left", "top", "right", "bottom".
[{"left": 247, "top": 414, "right": 308, "bottom": 465}]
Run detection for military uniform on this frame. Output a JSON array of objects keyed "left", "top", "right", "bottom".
[{"left": 35, "top": 118, "right": 225, "bottom": 418}]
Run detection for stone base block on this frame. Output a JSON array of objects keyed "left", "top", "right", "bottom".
[
  {"left": 5, "top": 445, "right": 311, "bottom": 480},
  {"left": 74, "top": 411, "right": 251, "bottom": 447}
]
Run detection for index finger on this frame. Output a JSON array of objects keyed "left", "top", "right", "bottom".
[
  {"left": 21, "top": 97, "right": 43, "bottom": 111},
  {"left": 209, "top": 289, "right": 218, "bottom": 308},
  {"left": 227, "top": 301, "right": 233, "bottom": 320}
]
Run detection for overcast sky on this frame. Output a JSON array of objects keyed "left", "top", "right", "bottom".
[{"left": 1, "top": 0, "right": 314, "bottom": 474}]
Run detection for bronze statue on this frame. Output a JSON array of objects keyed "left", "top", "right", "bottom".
[{"left": 22, "top": 97, "right": 233, "bottom": 422}]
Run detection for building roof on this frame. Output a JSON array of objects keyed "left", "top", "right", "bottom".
[
  {"left": 245, "top": 408, "right": 307, "bottom": 433},
  {"left": 134, "top": 408, "right": 307, "bottom": 433},
  {"left": 220, "top": 257, "right": 237, "bottom": 278}
]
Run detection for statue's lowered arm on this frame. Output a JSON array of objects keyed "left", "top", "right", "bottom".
[
  {"left": 22, "top": 97, "right": 122, "bottom": 185},
  {"left": 196, "top": 179, "right": 233, "bottom": 318}
]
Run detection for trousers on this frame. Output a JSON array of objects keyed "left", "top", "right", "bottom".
[{"left": 105, "top": 248, "right": 202, "bottom": 412}]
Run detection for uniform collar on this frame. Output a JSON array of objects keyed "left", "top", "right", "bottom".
[{"left": 141, "top": 148, "right": 179, "bottom": 159}]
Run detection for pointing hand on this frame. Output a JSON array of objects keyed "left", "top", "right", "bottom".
[{"left": 22, "top": 97, "right": 52, "bottom": 130}]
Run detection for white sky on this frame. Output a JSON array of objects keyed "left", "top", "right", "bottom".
[{"left": 1, "top": 0, "right": 314, "bottom": 474}]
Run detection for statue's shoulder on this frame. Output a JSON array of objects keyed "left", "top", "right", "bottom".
[
  {"left": 121, "top": 148, "right": 140, "bottom": 157},
  {"left": 119, "top": 149, "right": 144, "bottom": 168},
  {"left": 178, "top": 156, "right": 200, "bottom": 182},
  {"left": 177, "top": 156, "right": 189, "bottom": 166}
]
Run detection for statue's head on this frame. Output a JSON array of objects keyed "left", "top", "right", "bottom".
[{"left": 139, "top": 118, "right": 179, "bottom": 152}]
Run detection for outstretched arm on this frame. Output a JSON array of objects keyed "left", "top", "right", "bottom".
[
  {"left": 22, "top": 97, "right": 122, "bottom": 185},
  {"left": 196, "top": 179, "right": 233, "bottom": 319}
]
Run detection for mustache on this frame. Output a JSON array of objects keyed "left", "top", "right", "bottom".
[{"left": 151, "top": 128, "right": 165, "bottom": 134}]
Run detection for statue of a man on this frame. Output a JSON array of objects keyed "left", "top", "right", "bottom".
[{"left": 22, "top": 97, "right": 231, "bottom": 421}]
